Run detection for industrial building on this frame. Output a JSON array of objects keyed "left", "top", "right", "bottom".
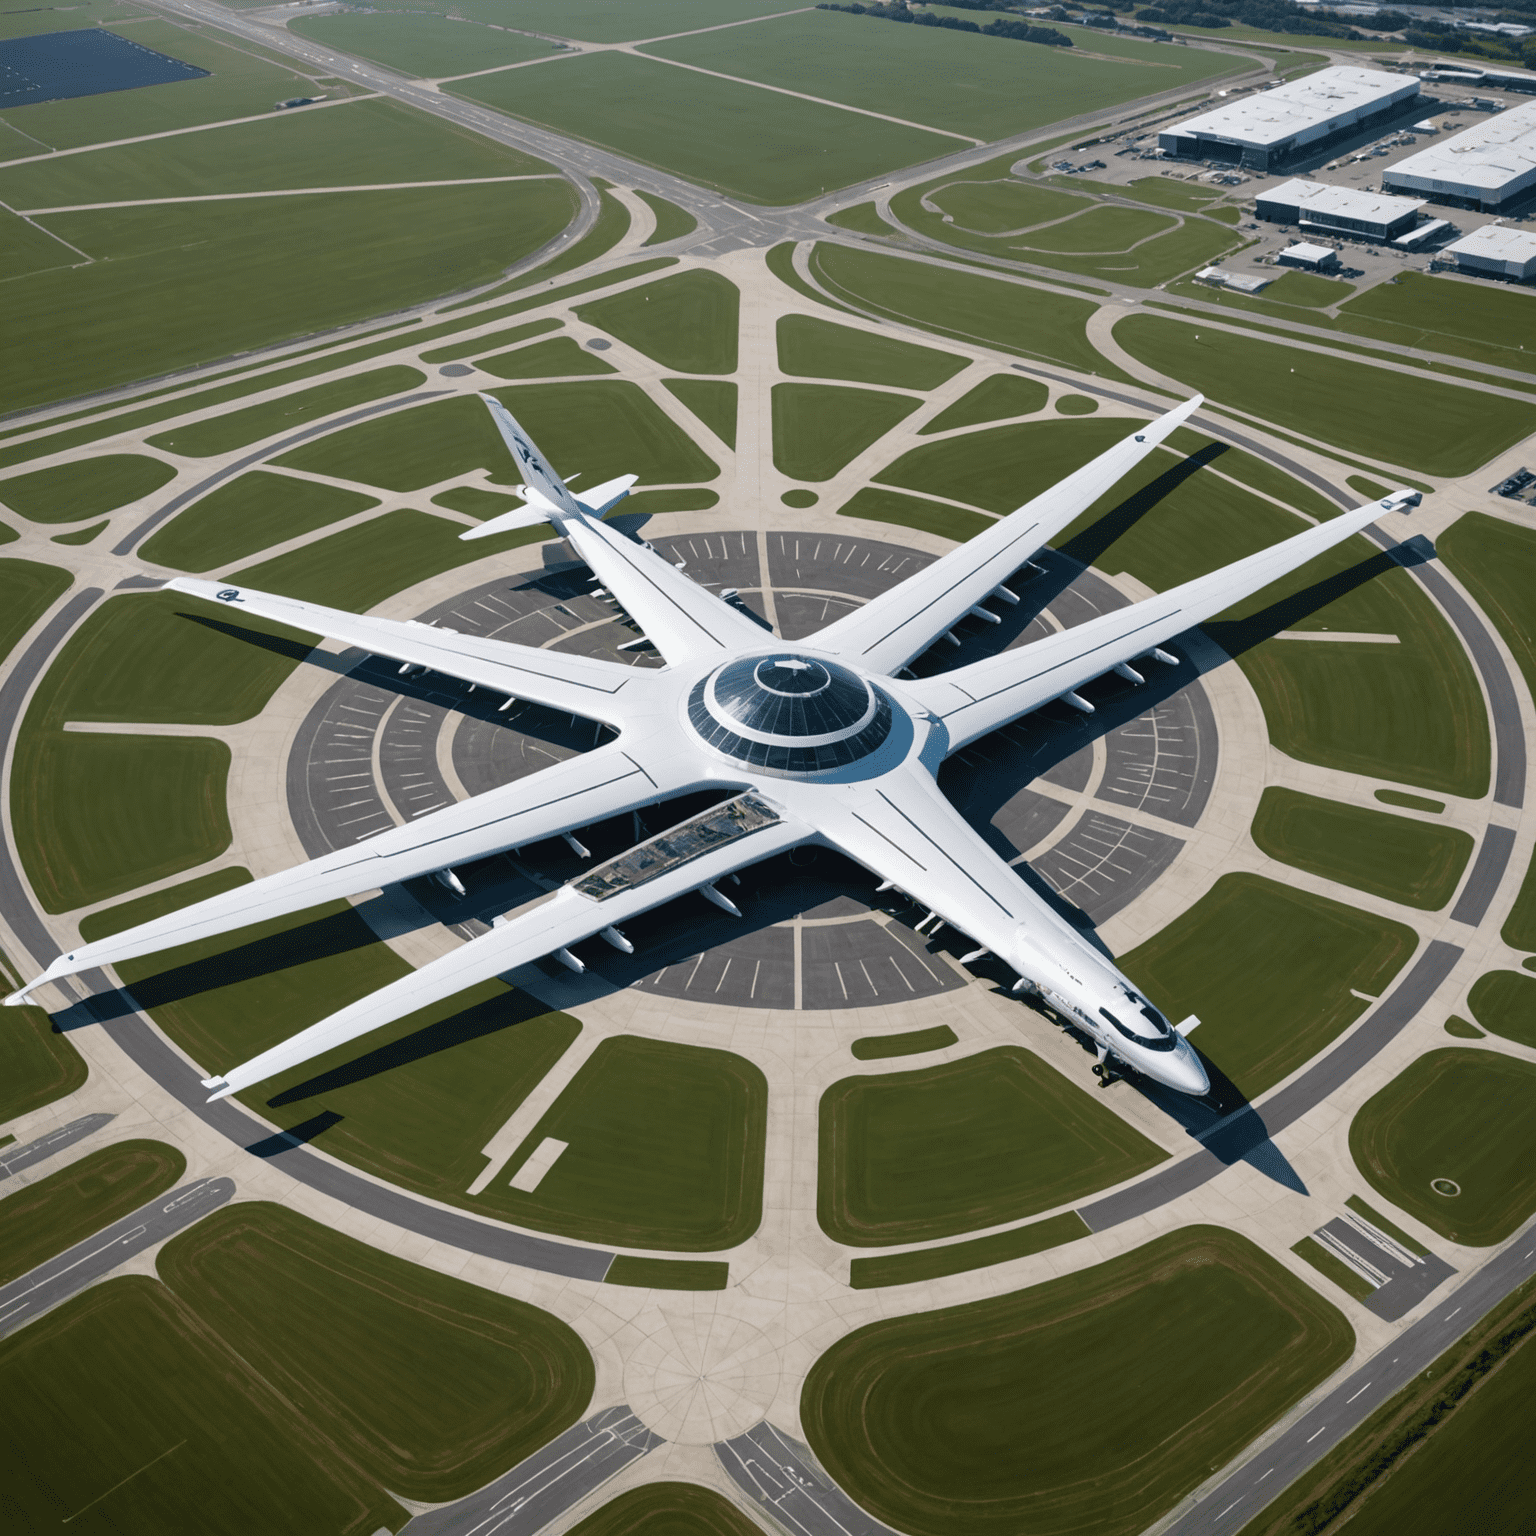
[
  {"left": 1384, "top": 100, "right": 1536, "bottom": 210},
  {"left": 1256, "top": 178, "right": 1425, "bottom": 241},
  {"left": 1277, "top": 242, "right": 1341, "bottom": 271},
  {"left": 1159, "top": 67, "right": 1420, "bottom": 171},
  {"left": 1441, "top": 225, "right": 1536, "bottom": 279}
]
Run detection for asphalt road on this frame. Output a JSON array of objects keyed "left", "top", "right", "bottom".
[
  {"left": 1161, "top": 1212, "right": 1536, "bottom": 1536},
  {"left": 0, "top": 1113, "right": 114, "bottom": 1180},
  {"left": 402, "top": 1406, "right": 662, "bottom": 1536},
  {"left": 717, "top": 1421, "right": 901, "bottom": 1536},
  {"left": 0, "top": 1176, "right": 234, "bottom": 1339}
]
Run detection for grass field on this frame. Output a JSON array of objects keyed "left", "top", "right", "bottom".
[
  {"left": 1018, "top": 205, "right": 1177, "bottom": 252},
  {"left": 448, "top": 50, "right": 961, "bottom": 204},
  {"left": 637, "top": 189, "right": 696, "bottom": 245},
  {"left": 159, "top": 1202, "right": 593, "bottom": 1502},
  {"left": 1339, "top": 270, "right": 1536, "bottom": 377},
  {"left": 1113, "top": 314, "right": 1536, "bottom": 476},
  {"left": 645, "top": 8, "right": 1239, "bottom": 142},
  {"left": 1438, "top": 513, "right": 1536, "bottom": 951},
  {"left": 1350, "top": 1049, "right": 1536, "bottom": 1245},
  {"left": 574, "top": 269, "right": 738, "bottom": 373},
  {"left": 0, "top": 998, "right": 87, "bottom": 1128},
  {"left": 480, "top": 1035, "right": 767, "bottom": 1251},
  {"left": 664, "top": 378, "right": 737, "bottom": 447},
  {"left": 146, "top": 367, "right": 426, "bottom": 457},
  {"left": 476, "top": 336, "right": 617, "bottom": 378},
  {"left": 1251, "top": 788, "right": 1473, "bottom": 910},
  {"left": 849, "top": 1211, "right": 1088, "bottom": 1289},
  {"left": 1120, "top": 873, "right": 1417, "bottom": 1100},
  {"left": 818, "top": 1046, "right": 1165, "bottom": 1245},
  {"left": 808, "top": 244, "right": 1123, "bottom": 380},
  {"left": 140, "top": 472, "right": 379, "bottom": 572},
  {"left": 604, "top": 1255, "right": 730, "bottom": 1290},
  {"left": 276, "top": 384, "right": 718, "bottom": 492},
  {"left": 0, "top": 22, "right": 338, "bottom": 151},
  {"left": 397, "top": 0, "right": 802, "bottom": 43},
  {"left": 928, "top": 179, "right": 1086, "bottom": 233},
  {"left": 920, "top": 373, "right": 1048, "bottom": 433},
  {"left": 0, "top": 206, "right": 79, "bottom": 279},
  {"left": 1117, "top": 176, "right": 1224, "bottom": 210},
  {"left": 773, "top": 384, "right": 920, "bottom": 481},
  {"left": 1293, "top": 1234, "right": 1376, "bottom": 1303},
  {"left": 568, "top": 1482, "right": 764, "bottom": 1535},
  {"left": 0, "top": 97, "right": 552, "bottom": 208},
  {"left": 837, "top": 486, "right": 991, "bottom": 543},
  {"left": 0, "top": 1277, "right": 405, "bottom": 1534},
  {"left": 0, "top": 454, "right": 175, "bottom": 523},
  {"left": 0, "top": 1140, "right": 184, "bottom": 1286},
  {"left": 1468, "top": 969, "right": 1536, "bottom": 1047},
  {"left": 290, "top": 12, "right": 560, "bottom": 76},
  {"left": 778, "top": 314, "right": 967, "bottom": 390},
  {"left": 0, "top": 560, "right": 71, "bottom": 661},
  {"left": 803, "top": 1226, "right": 1352, "bottom": 1536},
  {"left": 1166, "top": 425, "right": 1342, "bottom": 523},
  {"left": 421, "top": 317, "right": 560, "bottom": 364},
  {"left": 7, "top": 180, "right": 577, "bottom": 416},
  {"left": 825, "top": 200, "right": 888, "bottom": 236},
  {"left": 851, "top": 1024, "right": 959, "bottom": 1060}
]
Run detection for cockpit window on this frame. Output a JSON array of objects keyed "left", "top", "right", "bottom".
[{"left": 1100, "top": 1006, "right": 1176, "bottom": 1052}]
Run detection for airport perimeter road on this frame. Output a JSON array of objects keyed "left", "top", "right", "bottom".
[
  {"left": 1161, "top": 1215, "right": 1536, "bottom": 1536},
  {"left": 403, "top": 1407, "right": 663, "bottom": 1536},
  {"left": 0, "top": 1113, "right": 114, "bottom": 1180},
  {"left": 0, "top": 1177, "right": 234, "bottom": 1340},
  {"left": 717, "top": 1422, "right": 901, "bottom": 1536}
]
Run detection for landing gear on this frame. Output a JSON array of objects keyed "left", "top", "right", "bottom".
[{"left": 1092, "top": 1061, "right": 1124, "bottom": 1089}]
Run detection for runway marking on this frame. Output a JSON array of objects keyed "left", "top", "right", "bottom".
[
  {"left": 1306, "top": 1425, "right": 1328, "bottom": 1442},
  {"left": 1346, "top": 1381, "right": 1372, "bottom": 1402},
  {"left": 1446, "top": 1307, "right": 1461, "bottom": 1319},
  {"left": 62, "top": 1440, "right": 186, "bottom": 1523},
  {"left": 1216, "top": 1499, "right": 1243, "bottom": 1518},
  {"left": 1258, "top": 1467, "right": 1274, "bottom": 1481}
]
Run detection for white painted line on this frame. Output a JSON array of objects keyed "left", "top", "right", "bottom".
[
  {"left": 1217, "top": 1499, "right": 1244, "bottom": 1519},
  {"left": 1258, "top": 1467, "right": 1274, "bottom": 1481},
  {"left": 1306, "top": 1426, "right": 1328, "bottom": 1442},
  {"left": 1346, "top": 1382, "right": 1372, "bottom": 1402},
  {"left": 1446, "top": 1307, "right": 1462, "bottom": 1319}
]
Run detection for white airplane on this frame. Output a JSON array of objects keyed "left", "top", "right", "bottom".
[{"left": 9, "top": 394, "right": 1420, "bottom": 1102}]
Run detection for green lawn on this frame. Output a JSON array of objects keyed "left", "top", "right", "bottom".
[
  {"left": 0, "top": 454, "right": 175, "bottom": 523},
  {"left": 1018, "top": 205, "right": 1177, "bottom": 252},
  {"left": 1166, "top": 426, "right": 1343, "bottom": 523},
  {"left": 159, "top": 1202, "right": 593, "bottom": 1502},
  {"left": 838, "top": 486, "right": 991, "bottom": 543},
  {"left": 0, "top": 97, "right": 552, "bottom": 208},
  {"left": 1117, "top": 176, "right": 1223, "bottom": 211},
  {"left": 476, "top": 336, "right": 617, "bottom": 378},
  {"left": 480, "top": 1035, "right": 767, "bottom": 1251},
  {"left": 921, "top": 373, "right": 1048, "bottom": 434},
  {"left": 1339, "top": 270, "right": 1536, "bottom": 377},
  {"left": 1468, "top": 969, "right": 1536, "bottom": 1048},
  {"left": 819, "top": 1046, "right": 1165, "bottom": 1245},
  {"left": 403, "top": 0, "right": 801, "bottom": 44},
  {"left": 927, "top": 179, "right": 1086, "bottom": 234},
  {"left": 664, "top": 378, "right": 737, "bottom": 447},
  {"left": 1113, "top": 314, "right": 1536, "bottom": 476},
  {"left": 803, "top": 1226, "right": 1352, "bottom": 1536},
  {"left": 637, "top": 189, "right": 697, "bottom": 245},
  {"left": 461, "top": 185, "right": 637, "bottom": 303},
  {"left": 6, "top": 180, "right": 577, "bottom": 416},
  {"left": 290, "top": 12, "right": 561, "bottom": 76},
  {"left": 1119, "top": 873, "right": 1417, "bottom": 1100},
  {"left": 140, "top": 472, "right": 380, "bottom": 572},
  {"left": 778, "top": 314, "right": 967, "bottom": 390},
  {"left": 1292, "top": 1234, "right": 1375, "bottom": 1303},
  {"left": 146, "top": 367, "right": 426, "bottom": 458},
  {"left": 0, "top": 1140, "right": 184, "bottom": 1286},
  {"left": 421, "top": 316, "right": 561, "bottom": 364},
  {"left": 1252, "top": 788, "right": 1473, "bottom": 910},
  {"left": 568, "top": 1483, "right": 764, "bottom": 1535},
  {"left": 0, "top": 0, "right": 151, "bottom": 39},
  {"left": 849, "top": 1211, "right": 1088, "bottom": 1289},
  {"left": 0, "top": 1001, "right": 87, "bottom": 1129},
  {"left": 825, "top": 200, "right": 889, "bottom": 236},
  {"left": 0, "top": 1278, "right": 405, "bottom": 1534},
  {"left": 1350, "top": 1049, "right": 1536, "bottom": 1245},
  {"left": 0, "top": 559, "right": 71, "bottom": 659},
  {"left": 772, "top": 383, "right": 919, "bottom": 481},
  {"left": 79, "top": 867, "right": 255, "bottom": 943},
  {"left": 644, "top": 8, "right": 1238, "bottom": 142},
  {"left": 604, "top": 1255, "right": 729, "bottom": 1290},
  {"left": 276, "top": 384, "right": 718, "bottom": 492},
  {"left": 0, "top": 206, "right": 79, "bottom": 279},
  {"left": 447, "top": 50, "right": 961, "bottom": 205},
  {"left": 574, "top": 269, "right": 738, "bottom": 373},
  {"left": 808, "top": 244, "right": 1122, "bottom": 380},
  {"left": 1260, "top": 271, "right": 1356, "bottom": 309},
  {"left": 851, "top": 1024, "right": 959, "bottom": 1060},
  {"left": 1438, "top": 514, "right": 1536, "bottom": 951}
]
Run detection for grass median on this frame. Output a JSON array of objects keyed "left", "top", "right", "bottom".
[{"left": 575, "top": 269, "right": 738, "bottom": 373}]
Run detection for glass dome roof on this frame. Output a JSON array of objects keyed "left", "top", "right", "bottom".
[{"left": 687, "top": 654, "right": 893, "bottom": 774}]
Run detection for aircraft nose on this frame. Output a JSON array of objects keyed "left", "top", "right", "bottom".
[{"left": 1165, "top": 1042, "right": 1210, "bottom": 1097}]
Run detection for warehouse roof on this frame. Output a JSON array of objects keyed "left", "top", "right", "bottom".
[
  {"left": 1443, "top": 224, "right": 1536, "bottom": 260},
  {"left": 1261, "top": 178, "right": 1425, "bottom": 222},
  {"left": 1166, "top": 67, "right": 1416, "bottom": 150},
  {"left": 1387, "top": 101, "right": 1536, "bottom": 194}
]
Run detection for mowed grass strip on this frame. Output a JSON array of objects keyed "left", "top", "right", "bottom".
[
  {"left": 447, "top": 51, "right": 962, "bottom": 205},
  {"left": 0, "top": 998, "right": 86, "bottom": 1128},
  {"left": 7, "top": 179, "right": 577, "bottom": 416},
  {"left": 0, "top": 206, "right": 80, "bottom": 279},
  {"left": 140, "top": 472, "right": 379, "bottom": 572},
  {"left": 637, "top": 189, "right": 697, "bottom": 245},
  {"left": 158, "top": 1202, "right": 594, "bottom": 1502},
  {"left": 773, "top": 383, "right": 919, "bottom": 481},
  {"left": 291, "top": 11, "right": 560, "bottom": 76},
  {"left": 920, "top": 373, "right": 1048, "bottom": 433},
  {"left": 146, "top": 366, "right": 426, "bottom": 458},
  {"left": 476, "top": 336, "right": 617, "bottom": 378},
  {"left": 838, "top": 485, "right": 991, "bottom": 543},
  {"left": 0, "top": 1278, "right": 405, "bottom": 1533},
  {"left": 1439, "top": 513, "right": 1536, "bottom": 951},
  {"left": 851, "top": 1024, "right": 958, "bottom": 1060},
  {"left": 1113, "top": 314, "right": 1536, "bottom": 476},
  {"left": 849, "top": 1211, "right": 1088, "bottom": 1289},
  {"left": 0, "top": 96, "right": 553, "bottom": 207},
  {"left": 778, "top": 314, "right": 966, "bottom": 390},
  {"left": 645, "top": 8, "right": 1237, "bottom": 142},
  {"left": 0, "top": 1140, "right": 184, "bottom": 1286},
  {"left": 1350, "top": 1049, "right": 1536, "bottom": 1245},
  {"left": 809, "top": 243, "right": 1121, "bottom": 380},
  {"left": 482, "top": 1035, "right": 767, "bottom": 1252},
  {"left": 0, "top": 454, "right": 175, "bottom": 523},
  {"left": 567, "top": 1482, "right": 765, "bottom": 1535},
  {"left": 1120, "top": 873, "right": 1417, "bottom": 1101},
  {"left": 421, "top": 316, "right": 561, "bottom": 363},
  {"left": 664, "top": 378, "right": 737, "bottom": 447},
  {"left": 927, "top": 178, "right": 1086, "bottom": 233},
  {"left": 1252, "top": 788, "right": 1473, "bottom": 910},
  {"left": 1468, "top": 969, "right": 1536, "bottom": 1048},
  {"left": 804, "top": 1226, "right": 1352, "bottom": 1536},
  {"left": 1017, "top": 205, "right": 1177, "bottom": 252},
  {"left": 575, "top": 269, "right": 738, "bottom": 373},
  {"left": 1166, "top": 424, "right": 1343, "bottom": 522},
  {"left": 818, "top": 1046, "right": 1166, "bottom": 1245},
  {"left": 0, "top": 559, "right": 71, "bottom": 660}
]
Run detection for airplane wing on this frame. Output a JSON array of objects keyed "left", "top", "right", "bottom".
[
  {"left": 201, "top": 793, "right": 811, "bottom": 1098},
  {"left": 478, "top": 395, "right": 767, "bottom": 666},
  {"left": 9, "top": 737, "right": 702, "bottom": 1001},
  {"left": 905, "top": 488, "right": 1420, "bottom": 755},
  {"left": 807, "top": 396, "right": 1204, "bottom": 675},
  {"left": 165, "top": 578, "right": 641, "bottom": 728}
]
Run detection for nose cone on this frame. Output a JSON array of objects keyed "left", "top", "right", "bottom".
[{"left": 1159, "top": 1040, "right": 1210, "bottom": 1098}]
